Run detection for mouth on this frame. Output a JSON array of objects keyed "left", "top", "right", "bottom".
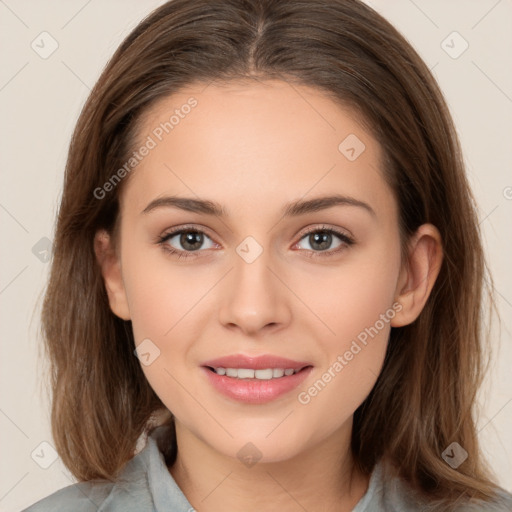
[{"left": 200, "top": 355, "right": 313, "bottom": 404}]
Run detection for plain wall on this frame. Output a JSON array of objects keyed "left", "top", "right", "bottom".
[{"left": 0, "top": 1, "right": 511, "bottom": 510}]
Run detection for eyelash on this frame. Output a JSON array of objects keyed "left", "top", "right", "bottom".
[{"left": 156, "top": 224, "right": 355, "bottom": 260}]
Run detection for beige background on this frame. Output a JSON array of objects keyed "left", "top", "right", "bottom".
[{"left": 1, "top": 0, "right": 511, "bottom": 510}]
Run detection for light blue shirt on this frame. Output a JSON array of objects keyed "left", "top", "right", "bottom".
[{"left": 23, "top": 425, "right": 512, "bottom": 511}]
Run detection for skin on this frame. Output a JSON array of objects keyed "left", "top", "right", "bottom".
[{"left": 95, "top": 78, "right": 443, "bottom": 512}]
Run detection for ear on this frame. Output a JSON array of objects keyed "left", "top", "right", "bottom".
[
  {"left": 391, "top": 223, "right": 443, "bottom": 327},
  {"left": 94, "top": 229, "right": 131, "bottom": 321}
]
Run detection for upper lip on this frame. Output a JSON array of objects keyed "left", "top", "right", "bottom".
[{"left": 202, "top": 354, "right": 312, "bottom": 371}]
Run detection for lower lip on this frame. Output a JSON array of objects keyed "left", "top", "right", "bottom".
[{"left": 201, "top": 366, "right": 313, "bottom": 404}]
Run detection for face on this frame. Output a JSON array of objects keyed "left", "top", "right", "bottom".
[{"left": 103, "top": 79, "right": 406, "bottom": 463}]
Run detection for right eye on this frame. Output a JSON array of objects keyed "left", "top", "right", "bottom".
[{"left": 157, "top": 226, "right": 218, "bottom": 259}]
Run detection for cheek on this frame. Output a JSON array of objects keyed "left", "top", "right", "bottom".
[
  {"left": 335, "top": 262, "right": 398, "bottom": 339},
  {"left": 121, "top": 250, "right": 203, "bottom": 415},
  {"left": 121, "top": 237, "right": 210, "bottom": 342},
  {"left": 297, "top": 240, "right": 400, "bottom": 351},
  {"left": 121, "top": 241, "right": 217, "bottom": 403},
  {"left": 291, "top": 243, "right": 400, "bottom": 422}
]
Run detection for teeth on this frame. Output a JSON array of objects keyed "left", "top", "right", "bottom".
[
  {"left": 213, "top": 367, "right": 299, "bottom": 379},
  {"left": 255, "top": 369, "right": 273, "bottom": 380},
  {"left": 237, "top": 368, "right": 255, "bottom": 379}
]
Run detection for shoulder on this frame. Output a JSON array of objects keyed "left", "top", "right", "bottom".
[
  {"left": 450, "top": 489, "right": 512, "bottom": 512},
  {"left": 22, "top": 479, "right": 115, "bottom": 512},
  {"left": 354, "top": 460, "right": 512, "bottom": 512},
  {"left": 22, "top": 438, "right": 155, "bottom": 512},
  {"left": 23, "top": 425, "right": 193, "bottom": 512}
]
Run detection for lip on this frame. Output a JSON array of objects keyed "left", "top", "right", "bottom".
[
  {"left": 201, "top": 354, "right": 311, "bottom": 371},
  {"left": 201, "top": 354, "right": 313, "bottom": 404}
]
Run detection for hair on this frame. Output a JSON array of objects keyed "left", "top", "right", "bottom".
[{"left": 40, "top": 0, "right": 504, "bottom": 508}]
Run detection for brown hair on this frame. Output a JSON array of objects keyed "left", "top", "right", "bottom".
[{"left": 41, "top": 0, "right": 503, "bottom": 508}]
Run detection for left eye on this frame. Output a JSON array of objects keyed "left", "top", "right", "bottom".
[{"left": 295, "top": 229, "right": 353, "bottom": 253}]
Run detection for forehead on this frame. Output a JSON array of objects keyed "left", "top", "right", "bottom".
[{"left": 122, "top": 79, "right": 393, "bottom": 220}]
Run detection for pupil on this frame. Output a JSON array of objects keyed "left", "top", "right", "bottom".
[
  {"left": 181, "top": 231, "right": 203, "bottom": 251},
  {"left": 311, "top": 232, "right": 331, "bottom": 251}
]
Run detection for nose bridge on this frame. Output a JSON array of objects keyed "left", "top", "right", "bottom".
[{"left": 218, "top": 236, "right": 290, "bottom": 334}]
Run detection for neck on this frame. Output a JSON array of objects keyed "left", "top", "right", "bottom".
[{"left": 168, "top": 418, "right": 370, "bottom": 512}]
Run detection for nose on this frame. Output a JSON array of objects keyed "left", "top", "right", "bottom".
[{"left": 218, "top": 245, "right": 292, "bottom": 337}]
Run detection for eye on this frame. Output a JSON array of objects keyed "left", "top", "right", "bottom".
[
  {"left": 157, "top": 226, "right": 217, "bottom": 259},
  {"left": 294, "top": 225, "right": 355, "bottom": 258}
]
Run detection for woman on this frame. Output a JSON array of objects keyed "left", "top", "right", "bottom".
[{"left": 25, "top": 0, "right": 512, "bottom": 510}]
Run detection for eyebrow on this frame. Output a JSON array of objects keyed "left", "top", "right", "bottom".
[{"left": 141, "top": 194, "right": 376, "bottom": 218}]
